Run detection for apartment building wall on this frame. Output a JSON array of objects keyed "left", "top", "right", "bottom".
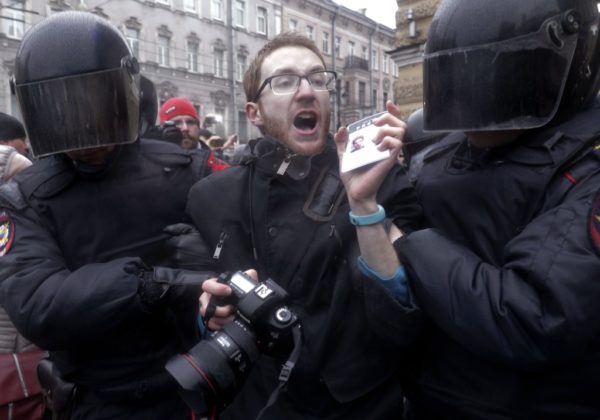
[
  {"left": 0, "top": 0, "right": 281, "bottom": 139},
  {"left": 0, "top": 0, "right": 396, "bottom": 139},
  {"left": 389, "top": 0, "right": 439, "bottom": 117}
]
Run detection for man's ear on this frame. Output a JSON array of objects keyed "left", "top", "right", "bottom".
[{"left": 245, "top": 102, "right": 263, "bottom": 128}]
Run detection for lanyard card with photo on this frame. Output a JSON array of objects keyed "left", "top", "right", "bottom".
[{"left": 341, "top": 111, "right": 390, "bottom": 173}]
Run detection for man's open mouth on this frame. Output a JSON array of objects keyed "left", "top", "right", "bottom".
[{"left": 293, "top": 111, "right": 318, "bottom": 132}]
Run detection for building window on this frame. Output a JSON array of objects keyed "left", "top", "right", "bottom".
[
  {"left": 335, "top": 36, "right": 341, "bottom": 58},
  {"left": 372, "top": 89, "right": 377, "bottom": 109},
  {"left": 2, "top": 0, "right": 25, "bottom": 39},
  {"left": 211, "top": 0, "right": 223, "bottom": 20},
  {"left": 234, "top": 0, "right": 246, "bottom": 27},
  {"left": 126, "top": 27, "right": 140, "bottom": 57},
  {"left": 371, "top": 48, "right": 379, "bottom": 70},
  {"left": 214, "top": 49, "right": 225, "bottom": 77},
  {"left": 392, "top": 64, "right": 398, "bottom": 77},
  {"left": 306, "top": 25, "right": 314, "bottom": 40},
  {"left": 157, "top": 35, "right": 170, "bottom": 66},
  {"left": 347, "top": 40, "right": 355, "bottom": 57},
  {"left": 322, "top": 31, "right": 330, "bottom": 55},
  {"left": 275, "top": 9, "right": 282, "bottom": 34},
  {"left": 184, "top": 0, "right": 197, "bottom": 12},
  {"left": 383, "top": 92, "right": 388, "bottom": 110},
  {"left": 236, "top": 54, "right": 247, "bottom": 82},
  {"left": 358, "top": 81, "right": 366, "bottom": 107},
  {"left": 187, "top": 40, "right": 199, "bottom": 72},
  {"left": 257, "top": 7, "right": 267, "bottom": 35},
  {"left": 383, "top": 54, "right": 389, "bottom": 74},
  {"left": 362, "top": 46, "right": 368, "bottom": 60},
  {"left": 289, "top": 19, "right": 298, "bottom": 32}
]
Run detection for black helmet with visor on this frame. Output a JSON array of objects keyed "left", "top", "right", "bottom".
[
  {"left": 423, "top": 0, "right": 600, "bottom": 132},
  {"left": 12, "top": 11, "right": 140, "bottom": 157}
]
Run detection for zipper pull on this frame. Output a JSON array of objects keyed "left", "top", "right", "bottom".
[
  {"left": 276, "top": 153, "right": 294, "bottom": 175},
  {"left": 213, "top": 231, "right": 228, "bottom": 259}
]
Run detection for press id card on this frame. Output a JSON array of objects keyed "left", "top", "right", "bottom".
[{"left": 341, "top": 112, "right": 390, "bottom": 173}]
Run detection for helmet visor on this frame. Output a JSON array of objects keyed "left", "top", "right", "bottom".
[
  {"left": 423, "top": 16, "right": 577, "bottom": 131},
  {"left": 15, "top": 66, "right": 139, "bottom": 157}
]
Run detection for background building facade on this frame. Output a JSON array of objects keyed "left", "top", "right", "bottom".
[
  {"left": 0, "top": 0, "right": 397, "bottom": 141},
  {"left": 389, "top": 0, "right": 439, "bottom": 117}
]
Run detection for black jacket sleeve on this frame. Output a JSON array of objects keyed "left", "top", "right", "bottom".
[
  {"left": 398, "top": 174, "right": 600, "bottom": 367},
  {"left": 0, "top": 204, "right": 153, "bottom": 350}
]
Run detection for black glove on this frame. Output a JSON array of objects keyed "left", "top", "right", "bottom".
[
  {"left": 163, "top": 223, "right": 219, "bottom": 272},
  {"left": 130, "top": 262, "right": 213, "bottom": 311}
]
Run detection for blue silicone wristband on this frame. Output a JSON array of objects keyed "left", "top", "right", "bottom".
[{"left": 349, "top": 205, "right": 385, "bottom": 226}]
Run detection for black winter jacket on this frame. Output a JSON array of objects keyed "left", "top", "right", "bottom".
[
  {"left": 0, "top": 139, "right": 210, "bottom": 410},
  {"left": 186, "top": 136, "right": 423, "bottom": 419},
  {"left": 399, "top": 108, "right": 600, "bottom": 419}
]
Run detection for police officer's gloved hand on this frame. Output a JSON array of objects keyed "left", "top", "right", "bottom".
[
  {"left": 163, "top": 223, "right": 219, "bottom": 272},
  {"left": 129, "top": 262, "right": 212, "bottom": 311}
]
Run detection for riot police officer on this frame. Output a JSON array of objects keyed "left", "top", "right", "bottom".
[
  {"left": 392, "top": 0, "right": 600, "bottom": 418},
  {"left": 0, "top": 11, "right": 212, "bottom": 419}
]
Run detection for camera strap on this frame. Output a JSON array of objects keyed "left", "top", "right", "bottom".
[{"left": 256, "top": 323, "right": 303, "bottom": 420}]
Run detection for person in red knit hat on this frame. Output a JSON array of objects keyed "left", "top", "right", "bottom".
[
  {"left": 160, "top": 97, "right": 230, "bottom": 171},
  {"left": 159, "top": 97, "right": 202, "bottom": 151}
]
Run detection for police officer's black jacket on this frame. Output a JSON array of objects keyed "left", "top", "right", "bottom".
[
  {"left": 0, "top": 139, "right": 210, "bottom": 396},
  {"left": 186, "top": 136, "right": 423, "bottom": 419},
  {"left": 397, "top": 108, "right": 600, "bottom": 419}
]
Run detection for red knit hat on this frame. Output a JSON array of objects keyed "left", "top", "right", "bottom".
[{"left": 159, "top": 97, "right": 199, "bottom": 124}]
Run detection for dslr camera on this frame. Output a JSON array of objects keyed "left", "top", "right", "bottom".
[{"left": 165, "top": 271, "right": 300, "bottom": 414}]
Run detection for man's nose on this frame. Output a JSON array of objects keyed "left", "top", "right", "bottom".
[{"left": 296, "top": 77, "right": 315, "bottom": 96}]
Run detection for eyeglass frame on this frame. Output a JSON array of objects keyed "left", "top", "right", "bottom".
[{"left": 252, "top": 70, "right": 337, "bottom": 102}]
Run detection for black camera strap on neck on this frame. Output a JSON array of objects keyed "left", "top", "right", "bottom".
[{"left": 256, "top": 323, "right": 303, "bottom": 420}]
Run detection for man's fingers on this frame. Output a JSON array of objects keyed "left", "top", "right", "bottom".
[
  {"left": 334, "top": 127, "right": 349, "bottom": 156},
  {"left": 386, "top": 100, "right": 402, "bottom": 118}
]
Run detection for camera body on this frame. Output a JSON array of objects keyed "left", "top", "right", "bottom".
[{"left": 165, "top": 271, "right": 300, "bottom": 414}]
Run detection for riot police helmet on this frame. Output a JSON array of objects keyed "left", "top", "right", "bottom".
[
  {"left": 12, "top": 11, "right": 141, "bottom": 157},
  {"left": 423, "top": 0, "right": 600, "bottom": 132},
  {"left": 403, "top": 108, "right": 446, "bottom": 165}
]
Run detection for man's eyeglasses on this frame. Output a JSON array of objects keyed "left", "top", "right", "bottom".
[
  {"left": 173, "top": 119, "right": 199, "bottom": 128},
  {"left": 252, "top": 70, "right": 337, "bottom": 102}
]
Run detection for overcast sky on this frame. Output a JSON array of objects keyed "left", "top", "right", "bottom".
[{"left": 333, "top": 0, "right": 398, "bottom": 29}]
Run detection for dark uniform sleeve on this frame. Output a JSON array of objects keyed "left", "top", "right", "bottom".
[
  {"left": 398, "top": 174, "right": 600, "bottom": 366},
  {"left": 0, "top": 203, "right": 152, "bottom": 350}
]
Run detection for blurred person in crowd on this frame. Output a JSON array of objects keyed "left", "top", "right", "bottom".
[
  {"left": 159, "top": 97, "right": 203, "bottom": 151},
  {"left": 198, "top": 128, "right": 213, "bottom": 145},
  {"left": 0, "top": 145, "right": 46, "bottom": 420},
  {"left": 368, "top": 0, "right": 600, "bottom": 419},
  {"left": 0, "top": 11, "right": 216, "bottom": 420},
  {"left": 206, "top": 133, "right": 240, "bottom": 163},
  {"left": 181, "top": 32, "right": 423, "bottom": 419},
  {"left": 159, "top": 97, "right": 230, "bottom": 171},
  {"left": 0, "top": 112, "right": 29, "bottom": 157}
]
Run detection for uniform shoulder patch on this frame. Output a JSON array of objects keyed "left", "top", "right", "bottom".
[
  {"left": 590, "top": 190, "right": 600, "bottom": 254},
  {"left": 0, "top": 212, "right": 15, "bottom": 256}
]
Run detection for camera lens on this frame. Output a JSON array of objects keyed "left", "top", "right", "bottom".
[{"left": 165, "top": 320, "right": 260, "bottom": 411}]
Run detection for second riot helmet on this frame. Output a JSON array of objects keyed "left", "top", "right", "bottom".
[{"left": 423, "top": 0, "right": 600, "bottom": 132}]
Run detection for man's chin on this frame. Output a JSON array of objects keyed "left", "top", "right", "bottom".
[{"left": 287, "top": 136, "right": 326, "bottom": 156}]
